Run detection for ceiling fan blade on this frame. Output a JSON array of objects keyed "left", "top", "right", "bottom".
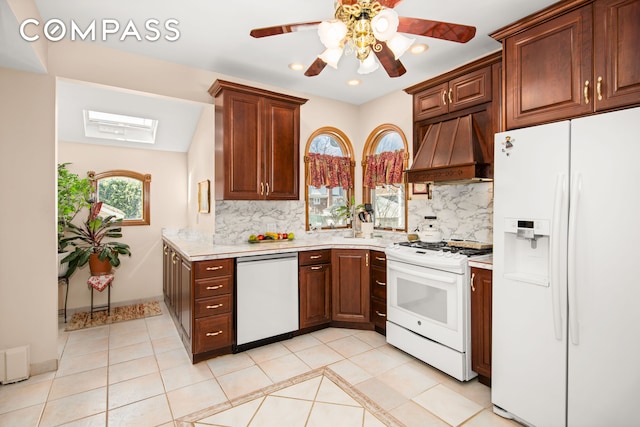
[
  {"left": 304, "top": 57, "right": 328, "bottom": 77},
  {"left": 378, "top": 0, "right": 404, "bottom": 7},
  {"left": 373, "top": 42, "right": 407, "bottom": 78},
  {"left": 398, "top": 17, "right": 476, "bottom": 43},
  {"left": 250, "top": 21, "right": 321, "bottom": 38}
]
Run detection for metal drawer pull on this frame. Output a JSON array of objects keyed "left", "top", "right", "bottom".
[
  {"left": 311, "top": 266, "right": 323, "bottom": 270},
  {"left": 448, "top": 88, "right": 453, "bottom": 103},
  {"left": 375, "top": 280, "right": 386, "bottom": 286},
  {"left": 375, "top": 256, "right": 386, "bottom": 261},
  {"left": 206, "top": 285, "right": 223, "bottom": 290},
  {"left": 310, "top": 255, "right": 322, "bottom": 259},
  {"left": 596, "top": 76, "right": 603, "bottom": 101},
  {"left": 206, "top": 266, "right": 224, "bottom": 271},
  {"left": 471, "top": 272, "right": 476, "bottom": 292},
  {"left": 375, "top": 311, "right": 387, "bottom": 318},
  {"left": 206, "top": 331, "right": 223, "bottom": 337},
  {"left": 442, "top": 90, "right": 447, "bottom": 105},
  {"left": 206, "top": 304, "right": 223, "bottom": 309}
]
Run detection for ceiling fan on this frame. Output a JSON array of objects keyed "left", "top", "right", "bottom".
[{"left": 250, "top": 0, "right": 476, "bottom": 78}]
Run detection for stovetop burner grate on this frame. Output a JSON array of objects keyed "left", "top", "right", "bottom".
[{"left": 398, "top": 241, "right": 492, "bottom": 257}]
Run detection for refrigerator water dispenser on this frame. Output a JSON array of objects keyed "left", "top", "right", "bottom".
[{"left": 503, "top": 218, "right": 550, "bottom": 287}]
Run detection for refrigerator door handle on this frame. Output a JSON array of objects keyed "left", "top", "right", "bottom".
[
  {"left": 551, "top": 174, "right": 566, "bottom": 341},
  {"left": 568, "top": 172, "right": 582, "bottom": 345}
]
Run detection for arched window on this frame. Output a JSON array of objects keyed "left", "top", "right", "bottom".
[
  {"left": 304, "top": 127, "right": 355, "bottom": 230},
  {"left": 89, "top": 170, "right": 151, "bottom": 226},
  {"left": 362, "top": 124, "right": 408, "bottom": 231}
]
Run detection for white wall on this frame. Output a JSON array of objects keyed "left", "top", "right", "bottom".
[
  {"left": 0, "top": 67, "right": 58, "bottom": 373},
  {"left": 58, "top": 142, "right": 188, "bottom": 310},
  {"left": 187, "top": 106, "right": 215, "bottom": 234}
]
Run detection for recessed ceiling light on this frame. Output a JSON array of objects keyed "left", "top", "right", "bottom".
[
  {"left": 83, "top": 110, "right": 158, "bottom": 144},
  {"left": 410, "top": 43, "right": 429, "bottom": 54},
  {"left": 347, "top": 79, "right": 361, "bottom": 86},
  {"left": 288, "top": 63, "right": 305, "bottom": 71}
]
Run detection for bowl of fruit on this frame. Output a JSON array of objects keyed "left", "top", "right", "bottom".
[{"left": 248, "top": 232, "right": 295, "bottom": 243}]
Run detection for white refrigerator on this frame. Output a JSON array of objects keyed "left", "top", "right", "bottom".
[{"left": 492, "top": 107, "right": 640, "bottom": 427}]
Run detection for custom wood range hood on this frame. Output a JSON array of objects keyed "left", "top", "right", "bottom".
[{"left": 405, "top": 114, "right": 492, "bottom": 183}]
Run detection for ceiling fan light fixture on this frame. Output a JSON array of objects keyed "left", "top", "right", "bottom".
[
  {"left": 319, "top": 47, "right": 344, "bottom": 69},
  {"left": 371, "top": 8, "right": 399, "bottom": 41},
  {"left": 318, "top": 20, "right": 347, "bottom": 49},
  {"left": 357, "top": 51, "right": 379, "bottom": 74},
  {"left": 387, "top": 33, "right": 415, "bottom": 59}
]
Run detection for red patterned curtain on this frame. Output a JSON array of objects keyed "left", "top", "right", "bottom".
[
  {"left": 364, "top": 150, "right": 405, "bottom": 187},
  {"left": 307, "top": 153, "right": 353, "bottom": 189}
]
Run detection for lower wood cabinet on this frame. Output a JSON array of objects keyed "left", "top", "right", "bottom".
[
  {"left": 163, "top": 240, "right": 234, "bottom": 363},
  {"left": 369, "top": 250, "right": 387, "bottom": 334},
  {"left": 299, "top": 250, "right": 332, "bottom": 329},
  {"left": 470, "top": 267, "right": 493, "bottom": 386},
  {"left": 331, "top": 249, "right": 370, "bottom": 324}
]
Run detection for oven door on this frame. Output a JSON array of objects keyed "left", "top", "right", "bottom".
[{"left": 387, "top": 259, "right": 467, "bottom": 352}]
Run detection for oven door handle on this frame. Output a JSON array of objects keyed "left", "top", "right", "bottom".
[{"left": 387, "top": 263, "right": 457, "bottom": 284}]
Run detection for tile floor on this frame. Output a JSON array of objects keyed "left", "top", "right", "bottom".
[{"left": 0, "top": 302, "right": 520, "bottom": 426}]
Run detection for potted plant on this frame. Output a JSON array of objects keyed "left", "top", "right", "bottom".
[
  {"left": 57, "top": 163, "right": 92, "bottom": 276},
  {"left": 61, "top": 201, "right": 132, "bottom": 277}
]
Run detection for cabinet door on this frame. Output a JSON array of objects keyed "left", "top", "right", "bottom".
[
  {"left": 594, "top": 0, "right": 640, "bottom": 111},
  {"left": 299, "top": 263, "right": 331, "bottom": 328},
  {"left": 223, "top": 91, "right": 263, "bottom": 199},
  {"left": 413, "top": 82, "right": 449, "bottom": 121},
  {"left": 470, "top": 267, "right": 492, "bottom": 384},
  {"left": 504, "top": 5, "right": 593, "bottom": 129},
  {"left": 449, "top": 66, "right": 492, "bottom": 113},
  {"left": 263, "top": 98, "right": 300, "bottom": 200},
  {"left": 180, "top": 258, "right": 192, "bottom": 340},
  {"left": 331, "top": 249, "right": 370, "bottom": 323},
  {"left": 162, "top": 243, "right": 171, "bottom": 305},
  {"left": 170, "top": 248, "right": 180, "bottom": 317}
]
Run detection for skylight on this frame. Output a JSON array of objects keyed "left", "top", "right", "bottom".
[{"left": 83, "top": 110, "right": 158, "bottom": 144}]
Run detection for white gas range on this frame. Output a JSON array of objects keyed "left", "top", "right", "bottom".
[{"left": 384, "top": 240, "right": 491, "bottom": 381}]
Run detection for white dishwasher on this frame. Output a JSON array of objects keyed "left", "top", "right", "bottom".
[{"left": 236, "top": 252, "right": 299, "bottom": 349}]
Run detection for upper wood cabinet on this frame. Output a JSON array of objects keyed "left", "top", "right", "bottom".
[
  {"left": 411, "top": 66, "right": 493, "bottom": 121},
  {"left": 492, "top": 0, "right": 640, "bottom": 130},
  {"left": 209, "top": 80, "right": 307, "bottom": 200}
]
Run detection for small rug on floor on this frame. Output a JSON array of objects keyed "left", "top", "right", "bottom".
[{"left": 64, "top": 301, "right": 162, "bottom": 331}]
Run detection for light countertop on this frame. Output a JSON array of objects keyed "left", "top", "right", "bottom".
[
  {"left": 163, "top": 230, "right": 494, "bottom": 269},
  {"left": 163, "top": 232, "right": 395, "bottom": 262},
  {"left": 469, "top": 254, "right": 493, "bottom": 270}
]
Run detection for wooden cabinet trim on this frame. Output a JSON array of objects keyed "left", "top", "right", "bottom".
[{"left": 405, "top": 52, "right": 501, "bottom": 95}]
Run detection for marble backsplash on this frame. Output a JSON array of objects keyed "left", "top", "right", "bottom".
[
  {"left": 408, "top": 181, "right": 494, "bottom": 243},
  {"left": 213, "top": 182, "right": 493, "bottom": 244}
]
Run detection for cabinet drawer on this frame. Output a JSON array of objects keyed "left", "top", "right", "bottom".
[
  {"left": 370, "top": 266, "right": 387, "bottom": 300},
  {"left": 193, "top": 258, "right": 233, "bottom": 279},
  {"left": 371, "top": 297, "right": 387, "bottom": 330},
  {"left": 194, "top": 276, "right": 233, "bottom": 298},
  {"left": 194, "top": 294, "right": 232, "bottom": 318},
  {"left": 299, "top": 250, "right": 331, "bottom": 266},
  {"left": 370, "top": 251, "right": 387, "bottom": 268},
  {"left": 193, "top": 315, "right": 232, "bottom": 353}
]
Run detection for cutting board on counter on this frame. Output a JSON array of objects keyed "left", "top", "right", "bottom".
[{"left": 447, "top": 241, "right": 493, "bottom": 250}]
